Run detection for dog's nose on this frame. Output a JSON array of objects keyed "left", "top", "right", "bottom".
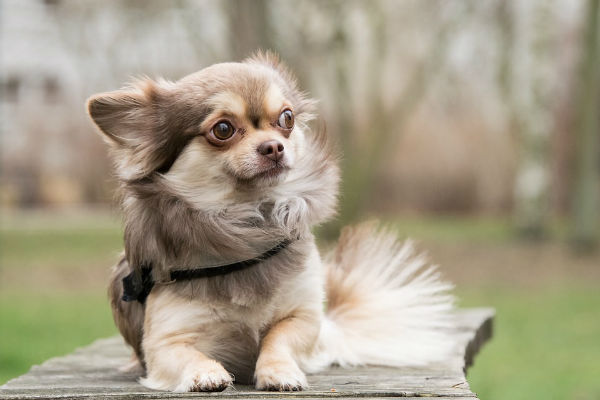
[{"left": 257, "top": 140, "right": 285, "bottom": 162}]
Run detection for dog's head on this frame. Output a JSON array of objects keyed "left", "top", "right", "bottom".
[
  {"left": 87, "top": 53, "right": 337, "bottom": 230},
  {"left": 89, "top": 53, "right": 320, "bottom": 188},
  {"left": 88, "top": 53, "right": 338, "bottom": 273}
]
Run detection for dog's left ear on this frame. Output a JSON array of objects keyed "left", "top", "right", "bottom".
[{"left": 87, "top": 79, "right": 182, "bottom": 179}]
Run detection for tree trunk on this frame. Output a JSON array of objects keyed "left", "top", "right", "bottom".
[
  {"left": 226, "top": 0, "right": 273, "bottom": 60},
  {"left": 571, "top": 0, "right": 600, "bottom": 250}
]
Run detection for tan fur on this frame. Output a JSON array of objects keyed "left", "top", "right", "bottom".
[
  {"left": 325, "top": 223, "right": 379, "bottom": 311},
  {"left": 254, "top": 309, "right": 320, "bottom": 390}
]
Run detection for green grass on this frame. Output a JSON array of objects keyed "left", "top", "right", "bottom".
[
  {"left": 0, "top": 211, "right": 123, "bottom": 269},
  {"left": 0, "top": 212, "right": 122, "bottom": 384},
  {"left": 1, "top": 228, "right": 122, "bottom": 269},
  {"left": 389, "top": 214, "right": 570, "bottom": 243},
  {"left": 392, "top": 214, "right": 516, "bottom": 242},
  {"left": 0, "top": 291, "right": 116, "bottom": 384},
  {"left": 459, "top": 285, "right": 600, "bottom": 400}
]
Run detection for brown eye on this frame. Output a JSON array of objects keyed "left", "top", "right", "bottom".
[
  {"left": 211, "top": 121, "right": 235, "bottom": 140},
  {"left": 278, "top": 109, "right": 294, "bottom": 130}
]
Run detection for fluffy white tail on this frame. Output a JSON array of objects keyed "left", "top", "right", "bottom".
[{"left": 301, "top": 223, "right": 457, "bottom": 372}]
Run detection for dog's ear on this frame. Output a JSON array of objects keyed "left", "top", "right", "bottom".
[
  {"left": 87, "top": 79, "right": 185, "bottom": 180},
  {"left": 87, "top": 79, "right": 157, "bottom": 148}
]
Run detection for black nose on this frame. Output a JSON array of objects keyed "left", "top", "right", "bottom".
[{"left": 257, "top": 140, "right": 285, "bottom": 162}]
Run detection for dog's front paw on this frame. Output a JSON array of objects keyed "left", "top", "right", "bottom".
[
  {"left": 174, "top": 360, "right": 233, "bottom": 392},
  {"left": 255, "top": 358, "right": 307, "bottom": 391}
]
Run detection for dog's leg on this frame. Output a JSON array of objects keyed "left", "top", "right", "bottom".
[
  {"left": 139, "top": 289, "right": 233, "bottom": 392},
  {"left": 254, "top": 308, "right": 320, "bottom": 391},
  {"left": 141, "top": 342, "right": 232, "bottom": 392}
]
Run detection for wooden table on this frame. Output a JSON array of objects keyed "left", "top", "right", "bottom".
[{"left": 0, "top": 308, "right": 494, "bottom": 400}]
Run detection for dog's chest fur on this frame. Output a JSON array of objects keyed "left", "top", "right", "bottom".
[
  {"left": 158, "top": 237, "right": 318, "bottom": 306},
  {"left": 144, "top": 239, "right": 324, "bottom": 383}
]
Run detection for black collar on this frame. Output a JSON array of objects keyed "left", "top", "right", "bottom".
[{"left": 121, "top": 238, "right": 293, "bottom": 304}]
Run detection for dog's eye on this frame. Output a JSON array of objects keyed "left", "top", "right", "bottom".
[
  {"left": 211, "top": 121, "right": 235, "bottom": 140},
  {"left": 277, "top": 109, "right": 294, "bottom": 130}
]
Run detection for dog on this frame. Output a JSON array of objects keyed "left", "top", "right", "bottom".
[{"left": 86, "top": 52, "right": 456, "bottom": 392}]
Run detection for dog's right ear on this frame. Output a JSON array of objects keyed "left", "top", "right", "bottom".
[
  {"left": 86, "top": 79, "right": 178, "bottom": 180},
  {"left": 86, "top": 79, "right": 156, "bottom": 148}
]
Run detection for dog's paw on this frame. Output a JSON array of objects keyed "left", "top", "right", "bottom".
[
  {"left": 174, "top": 360, "right": 233, "bottom": 392},
  {"left": 255, "top": 358, "right": 308, "bottom": 391}
]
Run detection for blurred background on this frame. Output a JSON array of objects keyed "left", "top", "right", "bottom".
[{"left": 1, "top": 0, "right": 599, "bottom": 399}]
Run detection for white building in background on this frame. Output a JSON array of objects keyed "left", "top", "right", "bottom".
[{"left": 0, "top": 0, "right": 227, "bottom": 205}]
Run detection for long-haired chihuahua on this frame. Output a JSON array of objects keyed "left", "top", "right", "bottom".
[{"left": 86, "top": 52, "right": 455, "bottom": 392}]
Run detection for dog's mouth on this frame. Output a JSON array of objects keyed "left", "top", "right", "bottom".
[
  {"left": 253, "top": 163, "right": 289, "bottom": 180},
  {"left": 228, "top": 163, "right": 290, "bottom": 185}
]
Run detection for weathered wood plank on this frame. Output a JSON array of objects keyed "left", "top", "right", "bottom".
[{"left": 0, "top": 308, "right": 494, "bottom": 400}]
